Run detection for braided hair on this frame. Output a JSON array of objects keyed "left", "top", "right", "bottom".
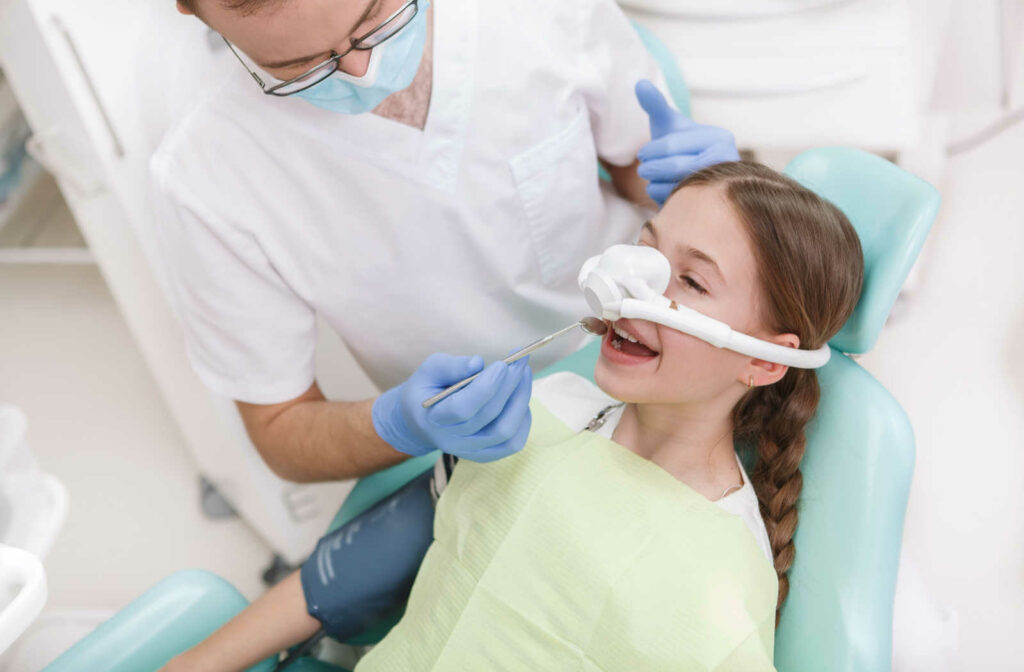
[{"left": 673, "top": 162, "right": 863, "bottom": 622}]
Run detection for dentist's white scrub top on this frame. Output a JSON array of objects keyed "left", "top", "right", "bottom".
[{"left": 151, "top": 0, "right": 662, "bottom": 404}]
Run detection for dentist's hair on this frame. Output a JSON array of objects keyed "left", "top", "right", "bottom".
[{"left": 673, "top": 162, "right": 863, "bottom": 623}]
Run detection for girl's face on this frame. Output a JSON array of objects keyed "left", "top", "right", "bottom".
[{"left": 594, "top": 183, "right": 797, "bottom": 405}]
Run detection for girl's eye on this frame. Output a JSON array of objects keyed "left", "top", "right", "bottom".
[{"left": 681, "top": 275, "right": 708, "bottom": 295}]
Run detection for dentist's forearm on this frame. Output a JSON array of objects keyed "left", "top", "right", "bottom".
[
  {"left": 603, "top": 158, "right": 657, "bottom": 210},
  {"left": 236, "top": 382, "right": 407, "bottom": 483}
]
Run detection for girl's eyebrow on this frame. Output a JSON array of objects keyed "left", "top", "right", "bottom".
[
  {"left": 684, "top": 247, "right": 726, "bottom": 286},
  {"left": 644, "top": 220, "right": 726, "bottom": 286}
]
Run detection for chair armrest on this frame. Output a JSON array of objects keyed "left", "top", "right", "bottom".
[{"left": 43, "top": 570, "right": 276, "bottom": 672}]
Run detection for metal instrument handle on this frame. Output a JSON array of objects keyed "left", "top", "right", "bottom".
[{"left": 421, "top": 322, "right": 582, "bottom": 409}]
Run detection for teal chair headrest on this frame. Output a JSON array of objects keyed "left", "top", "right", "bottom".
[{"left": 783, "top": 148, "right": 940, "bottom": 354}]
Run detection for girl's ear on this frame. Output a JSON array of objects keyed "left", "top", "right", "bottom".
[{"left": 742, "top": 333, "right": 800, "bottom": 387}]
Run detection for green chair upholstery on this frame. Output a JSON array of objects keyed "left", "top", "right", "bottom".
[
  {"left": 42, "top": 570, "right": 277, "bottom": 672},
  {"left": 785, "top": 148, "right": 940, "bottom": 354},
  {"left": 770, "top": 147, "right": 938, "bottom": 671}
]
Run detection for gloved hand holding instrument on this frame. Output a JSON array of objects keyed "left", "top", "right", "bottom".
[{"left": 372, "top": 317, "right": 606, "bottom": 463}]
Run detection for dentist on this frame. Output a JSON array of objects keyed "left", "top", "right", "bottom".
[{"left": 154, "top": 0, "right": 738, "bottom": 481}]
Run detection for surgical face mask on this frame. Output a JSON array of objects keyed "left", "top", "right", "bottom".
[
  {"left": 578, "top": 244, "right": 831, "bottom": 369},
  {"left": 295, "top": 0, "right": 430, "bottom": 115}
]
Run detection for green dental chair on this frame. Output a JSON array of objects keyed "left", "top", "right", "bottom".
[
  {"left": 42, "top": 146, "right": 939, "bottom": 672},
  {"left": 42, "top": 28, "right": 940, "bottom": 672}
]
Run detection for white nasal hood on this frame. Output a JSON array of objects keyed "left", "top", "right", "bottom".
[{"left": 578, "top": 244, "right": 831, "bottom": 369}]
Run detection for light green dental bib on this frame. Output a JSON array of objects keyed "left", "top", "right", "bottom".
[{"left": 357, "top": 401, "right": 778, "bottom": 671}]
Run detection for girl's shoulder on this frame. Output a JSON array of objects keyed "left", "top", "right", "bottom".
[{"left": 533, "top": 372, "right": 619, "bottom": 433}]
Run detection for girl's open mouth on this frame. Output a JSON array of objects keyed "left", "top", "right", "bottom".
[{"left": 602, "top": 321, "right": 659, "bottom": 363}]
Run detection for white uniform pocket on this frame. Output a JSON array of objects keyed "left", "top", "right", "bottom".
[{"left": 510, "top": 108, "right": 601, "bottom": 286}]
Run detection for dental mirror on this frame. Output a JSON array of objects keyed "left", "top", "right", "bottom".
[{"left": 422, "top": 317, "right": 607, "bottom": 408}]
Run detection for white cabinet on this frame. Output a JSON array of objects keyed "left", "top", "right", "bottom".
[
  {"left": 0, "top": 0, "right": 368, "bottom": 564},
  {"left": 622, "top": 0, "right": 938, "bottom": 165}
]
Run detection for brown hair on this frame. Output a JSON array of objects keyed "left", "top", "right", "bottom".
[{"left": 674, "top": 162, "right": 863, "bottom": 623}]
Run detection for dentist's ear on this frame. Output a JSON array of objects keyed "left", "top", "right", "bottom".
[
  {"left": 177, "top": 1, "right": 195, "bottom": 15},
  {"left": 743, "top": 333, "right": 800, "bottom": 387}
]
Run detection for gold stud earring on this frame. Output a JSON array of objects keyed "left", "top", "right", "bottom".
[{"left": 748, "top": 376, "right": 754, "bottom": 389}]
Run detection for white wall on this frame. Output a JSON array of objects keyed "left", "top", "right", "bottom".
[
  {"left": 927, "top": 0, "right": 1024, "bottom": 114},
  {"left": 869, "top": 3, "right": 1024, "bottom": 669}
]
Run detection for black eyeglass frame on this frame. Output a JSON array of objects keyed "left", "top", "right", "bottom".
[{"left": 222, "top": 0, "right": 419, "bottom": 97}]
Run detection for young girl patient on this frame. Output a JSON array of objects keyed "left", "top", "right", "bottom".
[{"left": 164, "top": 162, "right": 863, "bottom": 671}]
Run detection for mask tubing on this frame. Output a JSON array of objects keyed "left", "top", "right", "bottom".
[{"left": 619, "top": 299, "right": 831, "bottom": 369}]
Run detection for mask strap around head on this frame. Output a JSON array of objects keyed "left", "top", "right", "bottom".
[{"left": 618, "top": 298, "right": 831, "bottom": 369}]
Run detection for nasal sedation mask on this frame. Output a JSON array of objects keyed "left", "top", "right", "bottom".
[{"left": 578, "top": 244, "right": 830, "bottom": 369}]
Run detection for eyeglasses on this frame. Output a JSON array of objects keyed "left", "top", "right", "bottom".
[{"left": 223, "top": 0, "right": 419, "bottom": 97}]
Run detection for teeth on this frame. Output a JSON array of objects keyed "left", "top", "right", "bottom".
[{"left": 613, "top": 324, "right": 639, "bottom": 344}]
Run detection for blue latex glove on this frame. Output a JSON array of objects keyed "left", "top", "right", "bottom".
[
  {"left": 635, "top": 79, "right": 740, "bottom": 206},
  {"left": 372, "top": 353, "right": 533, "bottom": 463}
]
